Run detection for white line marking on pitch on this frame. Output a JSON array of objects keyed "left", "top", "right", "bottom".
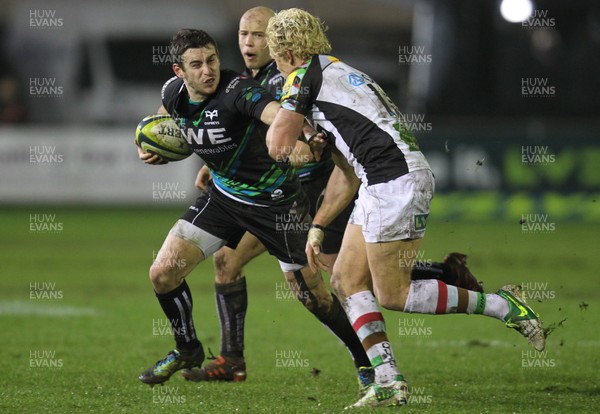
[{"left": 0, "top": 300, "right": 99, "bottom": 317}]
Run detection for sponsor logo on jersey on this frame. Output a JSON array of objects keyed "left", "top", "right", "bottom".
[
  {"left": 180, "top": 127, "right": 232, "bottom": 146},
  {"left": 243, "top": 87, "right": 265, "bottom": 102},
  {"left": 161, "top": 76, "right": 180, "bottom": 101},
  {"left": 226, "top": 77, "right": 241, "bottom": 93},
  {"left": 271, "top": 189, "right": 284, "bottom": 201},
  {"left": 414, "top": 214, "right": 428, "bottom": 231},
  {"left": 268, "top": 73, "right": 284, "bottom": 86},
  {"left": 205, "top": 110, "right": 218, "bottom": 121},
  {"left": 348, "top": 73, "right": 365, "bottom": 87}
]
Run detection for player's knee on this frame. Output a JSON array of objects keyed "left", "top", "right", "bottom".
[
  {"left": 330, "top": 267, "right": 367, "bottom": 300},
  {"left": 297, "top": 286, "right": 332, "bottom": 315},
  {"left": 290, "top": 268, "right": 330, "bottom": 312},
  {"left": 149, "top": 262, "right": 177, "bottom": 292},
  {"left": 377, "top": 286, "right": 410, "bottom": 311},
  {"left": 330, "top": 272, "right": 343, "bottom": 298},
  {"left": 213, "top": 249, "right": 241, "bottom": 284}
]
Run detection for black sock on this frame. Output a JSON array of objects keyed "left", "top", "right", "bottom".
[
  {"left": 410, "top": 261, "right": 445, "bottom": 281},
  {"left": 292, "top": 271, "right": 371, "bottom": 369},
  {"left": 155, "top": 280, "right": 201, "bottom": 353},
  {"left": 215, "top": 277, "right": 247, "bottom": 359}
]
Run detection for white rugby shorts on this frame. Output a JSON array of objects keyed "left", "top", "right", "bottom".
[{"left": 349, "top": 169, "right": 434, "bottom": 242}]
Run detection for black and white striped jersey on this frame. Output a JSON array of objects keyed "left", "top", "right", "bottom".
[{"left": 280, "top": 55, "right": 431, "bottom": 186}]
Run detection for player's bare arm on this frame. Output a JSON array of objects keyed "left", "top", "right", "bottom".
[
  {"left": 287, "top": 137, "right": 317, "bottom": 168},
  {"left": 313, "top": 152, "right": 360, "bottom": 228},
  {"left": 195, "top": 165, "right": 212, "bottom": 191},
  {"left": 266, "top": 108, "right": 304, "bottom": 161},
  {"left": 306, "top": 156, "right": 359, "bottom": 272},
  {"left": 259, "top": 101, "right": 281, "bottom": 125}
]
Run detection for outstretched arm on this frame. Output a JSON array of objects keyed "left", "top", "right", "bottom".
[
  {"left": 306, "top": 147, "right": 360, "bottom": 271},
  {"left": 313, "top": 149, "right": 360, "bottom": 228}
]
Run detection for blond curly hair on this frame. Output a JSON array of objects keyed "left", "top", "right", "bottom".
[{"left": 266, "top": 8, "right": 332, "bottom": 61}]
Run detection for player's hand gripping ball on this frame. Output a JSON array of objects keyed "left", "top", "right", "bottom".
[{"left": 135, "top": 115, "right": 193, "bottom": 162}]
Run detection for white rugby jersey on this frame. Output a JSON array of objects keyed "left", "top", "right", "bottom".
[{"left": 280, "top": 55, "right": 431, "bottom": 186}]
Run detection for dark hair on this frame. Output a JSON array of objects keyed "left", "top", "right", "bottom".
[{"left": 170, "top": 29, "right": 218, "bottom": 65}]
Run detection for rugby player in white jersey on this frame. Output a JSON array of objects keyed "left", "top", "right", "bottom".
[
  {"left": 266, "top": 8, "right": 545, "bottom": 408},
  {"left": 182, "top": 8, "right": 484, "bottom": 394}
]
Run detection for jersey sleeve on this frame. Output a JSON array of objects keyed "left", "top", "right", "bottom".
[
  {"left": 225, "top": 75, "right": 276, "bottom": 121},
  {"left": 161, "top": 76, "right": 184, "bottom": 115},
  {"left": 280, "top": 64, "right": 313, "bottom": 116}
]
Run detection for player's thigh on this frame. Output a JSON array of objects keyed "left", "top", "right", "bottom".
[
  {"left": 366, "top": 238, "right": 421, "bottom": 310},
  {"left": 213, "top": 232, "right": 267, "bottom": 282},
  {"left": 244, "top": 190, "right": 312, "bottom": 272},
  {"left": 153, "top": 232, "right": 206, "bottom": 274},
  {"left": 331, "top": 223, "right": 371, "bottom": 300},
  {"left": 150, "top": 231, "right": 207, "bottom": 293}
]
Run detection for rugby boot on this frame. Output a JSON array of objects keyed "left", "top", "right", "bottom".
[
  {"left": 139, "top": 346, "right": 205, "bottom": 386},
  {"left": 497, "top": 284, "right": 545, "bottom": 351},
  {"left": 346, "top": 374, "right": 409, "bottom": 409},
  {"left": 356, "top": 366, "right": 375, "bottom": 398},
  {"left": 181, "top": 354, "right": 246, "bottom": 382}
]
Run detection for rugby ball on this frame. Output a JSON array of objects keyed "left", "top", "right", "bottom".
[{"left": 135, "top": 115, "right": 192, "bottom": 161}]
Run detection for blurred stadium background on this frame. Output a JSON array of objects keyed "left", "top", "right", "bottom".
[
  {"left": 2, "top": 1, "right": 600, "bottom": 412},
  {"left": 1, "top": 0, "right": 598, "bottom": 215}
]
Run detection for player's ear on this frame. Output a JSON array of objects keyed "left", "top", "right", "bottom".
[
  {"left": 286, "top": 50, "right": 296, "bottom": 66},
  {"left": 172, "top": 63, "right": 184, "bottom": 78},
  {"left": 211, "top": 42, "right": 220, "bottom": 57}
]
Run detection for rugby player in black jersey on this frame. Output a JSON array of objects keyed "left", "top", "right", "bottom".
[
  {"left": 135, "top": 27, "right": 377, "bottom": 388},
  {"left": 266, "top": 8, "right": 545, "bottom": 408},
  {"left": 180, "top": 7, "right": 483, "bottom": 391}
]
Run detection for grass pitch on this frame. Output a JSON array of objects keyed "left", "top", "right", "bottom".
[{"left": 1, "top": 207, "right": 599, "bottom": 413}]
